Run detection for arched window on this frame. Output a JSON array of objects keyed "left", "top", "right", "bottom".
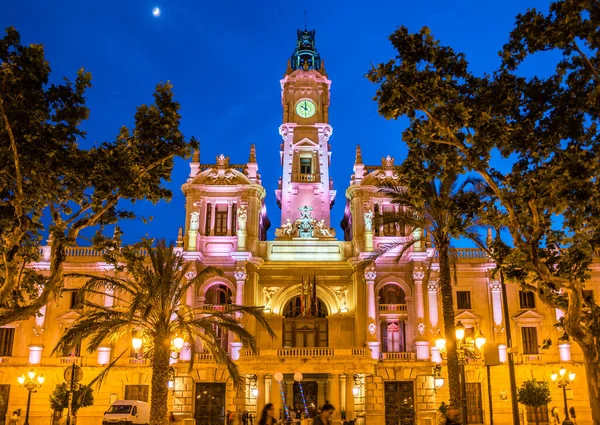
[
  {"left": 282, "top": 296, "right": 328, "bottom": 348},
  {"left": 205, "top": 284, "right": 232, "bottom": 306},
  {"left": 378, "top": 284, "right": 406, "bottom": 305}
]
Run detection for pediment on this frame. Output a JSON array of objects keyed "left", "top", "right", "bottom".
[
  {"left": 293, "top": 138, "right": 318, "bottom": 148},
  {"left": 57, "top": 310, "right": 81, "bottom": 324},
  {"left": 189, "top": 167, "right": 252, "bottom": 186},
  {"left": 455, "top": 310, "right": 481, "bottom": 325},
  {"left": 512, "top": 309, "right": 544, "bottom": 324}
]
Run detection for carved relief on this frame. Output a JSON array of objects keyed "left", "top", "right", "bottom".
[
  {"left": 412, "top": 270, "right": 425, "bottom": 281},
  {"left": 427, "top": 280, "right": 439, "bottom": 292},
  {"left": 185, "top": 271, "right": 197, "bottom": 281},
  {"left": 332, "top": 286, "right": 349, "bottom": 312},
  {"left": 189, "top": 212, "right": 200, "bottom": 232},
  {"left": 234, "top": 267, "right": 247, "bottom": 283},
  {"left": 489, "top": 280, "right": 502, "bottom": 292},
  {"left": 364, "top": 267, "right": 377, "bottom": 282},
  {"left": 263, "top": 287, "right": 280, "bottom": 307},
  {"left": 364, "top": 210, "right": 374, "bottom": 232}
]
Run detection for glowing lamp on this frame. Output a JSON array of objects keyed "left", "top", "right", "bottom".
[
  {"left": 17, "top": 375, "right": 25, "bottom": 385},
  {"left": 352, "top": 385, "right": 360, "bottom": 397},
  {"left": 475, "top": 331, "right": 486, "bottom": 349},
  {"left": 455, "top": 322, "right": 465, "bottom": 341},
  {"left": 435, "top": 336, "right": 446, "bottom": 351},
  {"left": 132, "top": 337, "right": 143, "bottom": 351},
  {"left": 273, "top": 372, "right": 283, "bottom": 382},
  {"left": 168, "top": 380, "right": 174, "bottom": 389},
  {"left": 28, "top": 370, "right": 35, "bottom": 380},
  {"left": 569, "top": 372, "right": 576, "bottom": 382},
  {"left": 559, "top": 367, "right": 566, "bottom": 377},
  {"left": 551, "top": 372, "right": 558, "bottom": 382},
  {"left": 172, "top": 337, "right": 184, "bottom": 351},
  {"left": 37, "top": 374, "right": 45, "bottom": 385},
  {"left": 251, "top": 386, "right": 259, "bottom": 398},
  {"left": 294, "top": 372, "right": 303, "bottom": 382},
  {"left": 434, "top": 376, "right": 445, "bottom": 389}
]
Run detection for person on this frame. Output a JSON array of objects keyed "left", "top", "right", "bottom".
[
  {"left": 227, "top": 410, "right": 235, "bottom": 425},
  {"left": 243, "top": 411, "right": 249, "bottom": 425},
  {"left": 313, "top": 403, "right": 335, "bottom": 425},
  {"left": 445, "top": 407, "right": 461, "bottom": 425},
  {"left": 10, "top": 411, "right": 18, "bottom": 425},
  {"left": 258, "top": 403, "right": 278, "bottom": 425}
]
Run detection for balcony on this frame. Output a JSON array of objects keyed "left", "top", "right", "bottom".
[
  {"left": 128, "top": 357, "right": 148, "bottom": 365},
  {"left": 239, "top": 347, "right": 372, "bottom": 359},
  {"left": 59, "top": 356, "right": 82, "bottom": 365},
  {"left": 198, "top": 304, "right": 235, "bottom": 313},
  {"left": 378, "top": 304, "right": 408, "bottom": 317},
  {"left": 292, "top": 173, "right": 320, "bottom": 183},
  {"left": 380, "top": 352, "right": 416, "bottom": 361}
]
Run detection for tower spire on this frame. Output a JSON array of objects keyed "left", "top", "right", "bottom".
[
  {"left": 355, "top": 145, "right": 363, "bottom": 164},
  {"left": 290, "top": 28, "right": 321, "bottom": 71}
]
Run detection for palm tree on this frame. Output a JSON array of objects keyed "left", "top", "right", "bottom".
[
  {"left": 54, "top": 240, "right": 274, "bottom": 425},
  {"left": 376, "top": 172, "right": 481, "bottom": 410}
]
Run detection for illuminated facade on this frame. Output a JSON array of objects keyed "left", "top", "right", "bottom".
[{"left": 2, "top": 29, "right": 598, "bottom": 425}]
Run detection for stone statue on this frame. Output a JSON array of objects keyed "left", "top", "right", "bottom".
[
  {"left": 364, "top": 210, "right": 374, "bottom": 232},
  {"left": 237, "top": 205, "right": 247, "bottom": 231},
  {"left": 189, "top": 211, "right": 200, "bottom": 231},
  {"left": 283, "top": 218, "right": 294, "bottom": 236},
  {"left": 316, "top": 219, "right": 333, "bottom": 237}
]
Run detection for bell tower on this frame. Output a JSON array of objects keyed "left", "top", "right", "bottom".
[{"left": 276, "top": 29, "right": 335, "bottom": 229}]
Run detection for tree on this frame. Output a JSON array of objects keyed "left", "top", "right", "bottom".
[
  {"left": 49, "top": 383, "right": 94, "bottom": 416},
  {"left": 376, "top": 168, "right": 481, "bottom": 409},
  {"left": 0, "top": 27, "right": 195, "bottom": 326},
  {"left": 368, "top": 0, "right": 600, "bottom": 420},
  {"left": 54, "top": 240, "right": 275, "bottom": 425},
  {"left": 517, "top": 379, "right": 552, "bottom": 425}
]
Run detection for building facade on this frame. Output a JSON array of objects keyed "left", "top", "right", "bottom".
[{"left": 2, "top": 29, "right": 598, "bottom": 425}]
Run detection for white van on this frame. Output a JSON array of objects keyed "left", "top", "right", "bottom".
[{"left": 102, "top": 400, "right": 150, "bottom": 425}]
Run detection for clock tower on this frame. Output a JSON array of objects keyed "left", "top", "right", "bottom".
[{"left": 276, "top": 29, "right": 336, "bottom": 230}]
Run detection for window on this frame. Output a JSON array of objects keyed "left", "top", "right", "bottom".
[
  {"left": 465, "top": 383, "right": 484, "bottom": 424},
  {"left": 60, "top": 339, "right": 81, "bottom": 357},
  {"left": 300, "top": 157, "right": 312, "bottom": 174},
  {"left": 526, "top": 405, "right": 549, "bottom": 424},
  {"left": 456, "top": 291, "right": 472, "bottom": 310},
  {"left": 65, "top": 290, "right": 83, "bottom": 310},
  {"left": 521, "top": 326, "right": 539, "bottom": 354},
  {"left": 374, "top": 204, "right": 380, "bottom": 236},
  {"left": 519, "top": 291, "right": 536, "bottom": 309},
  {"left": 382, "top": 205, "right": 395, "bottom": 236},
  {"left": 132, "top": 406, "right": 138, "bottom": 416},
  {"left": 381, "top": 321, "right": 406, "bottom": 353},
  {"left": 214, "top": 205, "right": 228, "bottom": 236},
  {"left": 205, "top": 203, "right": 211, "bottom": 235},
  {"left": 124, "top": 385, "right": 149, "bottom": 402},
  {"left": 0, "top": 328, "right": 15, "bottom": 356}
]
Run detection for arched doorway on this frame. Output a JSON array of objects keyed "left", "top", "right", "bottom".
[
  {"left": 378, "top": 284, "right": 407, "bottom": 353},
  {"left": 204, "top": 284, "right": 232, "bottom": 351},
  {"left": 282, "top": 296, "right": 328, "bottom": 347}
]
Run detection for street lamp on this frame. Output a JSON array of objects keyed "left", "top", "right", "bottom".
[
  {"left": 18, "top": 369, "right": 44, "bottom": 425},
  {"left": 170, "top": 336, "right": 185, "bottom": 360},
  {"left": 433, "top": 364, "right": 445, "bottom": 392},
  {"left": 551, "top": 367, "right": 576, "bottom": 425}
]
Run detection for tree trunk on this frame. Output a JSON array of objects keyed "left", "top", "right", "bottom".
[
  {"left": 576, "top": 339, "right": 600, "bottom": 425},
  {"left": 150, "top": 335, "right": 171, "bottom": 425},
  {"left": 438, "top": 245, "right": 462, "bottom": 408}
]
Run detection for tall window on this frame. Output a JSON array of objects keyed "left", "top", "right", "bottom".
[
  {"left": 378, "top": 285, "right": 406, "bottom": 305},
  {"left": 300, "top": 157, "right": 312, "bottom": 174},
  {"left": 205, "top": 284, "right": 232, "bottom": 306},
  {"left": 382, "top": 205, "right": 395, "bottom": 236},
  {"left": 381, "top": 321, "right": 406, "bottom": 353},
  {"left": 519, "top": 291, "right": 536, "bottom": 309},
  {"left": 214, "top": 205, "right": 228, "bottom": 236},
  {"left": 67, "top": 290, "right": 83, "bottom": 310},
  {"left": 231, "top": 203, "right": 237, "bottom": 234},
  {"left": 0, "top": 328, "right": 15, "bottom": 357},
  {"left": 456, "top": 291, "right": 472, "bottom": 310},
  {"left": 205, "top": 203, "right": 211, "bottom": 235},
  {"left": 521, "top": 326, "right": 539, "bottom": 354}
]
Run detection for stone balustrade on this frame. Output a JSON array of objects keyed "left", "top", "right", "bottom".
[
  {"left": 380, "top": 352, "right": 415, "bottom": 361},
  {"left": 378, "top": 304, "right": 408, "bottom": 314}
]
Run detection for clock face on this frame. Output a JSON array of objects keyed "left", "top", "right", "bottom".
[{"left": 295, "top": 100, "right": 316, "bottom": 118}]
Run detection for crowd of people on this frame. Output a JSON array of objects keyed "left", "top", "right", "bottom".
[{"left": 226, "top": 403, "right": 335, "bottom": 425}]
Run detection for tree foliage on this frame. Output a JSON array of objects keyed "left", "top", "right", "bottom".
[
  {"left": 0, "top": 27, "right": 196, "bottom": 326},
  {"left": 517, "top": 379, "right": 552, "bottom": 408},
  {"left": 368, "top": 0, "right": 600, "bottom": 420},
  {"left": 54, "top": 240, "right": 275, "bottom": 425},
  {"left": 49, "top": 383, "right": 94, "bottom": 415},
  {"left": 375, "top": 170, "right": 481, "bottom": 407}
]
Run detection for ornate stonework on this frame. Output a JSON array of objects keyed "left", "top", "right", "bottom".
[
  {"left": 364, "top": 267, "right": 377, "bottom": 282},
  {"left": 427, "top": 280, "right": 439, "bottom": 292},
  {"left": 234, "top": 267, "right": 248, "bottom": 283},
  {"left": 412, "top": 270, "right": 425, "bottom": 281},
  {"left": 489, "top": 280, "right": 502, "bottom": 292}
]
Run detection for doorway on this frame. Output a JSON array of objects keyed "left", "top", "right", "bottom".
[
  {"left": 384, "top": 381, "right": 414, "bottom": 425},
  {"left": 195, "top": 383, "right": 226, "bottom": 425}
]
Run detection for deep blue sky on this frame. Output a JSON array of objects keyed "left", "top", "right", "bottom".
[{"left": 2, "top": 0, "right": 553, "bottom": 244}]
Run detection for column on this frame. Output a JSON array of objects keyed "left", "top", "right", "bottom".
[
  {"left": 104, "top": 284, "right": 115, "bottom": 308},
  {"left": 185, "top": 272, "right": 197, "bottom": 308},
  {"left": 414, "top": 269, "right": 429, "bottom": 359},
  {"left": 230, "top": 266, "right": 247, "bottom": 360},
  {"left": 265, "top": 375, "right": 271, "bottom": 405},
  {"left": 364, "top": 268, "right": 379, "bottom": 360},
  {"left": 427, "top": 280, "right": 439, "bottom": 330},
  {"left": 340, "top": 374, "right": 347, "bottom": 413},
  {"left": 489, "top": 280, "right": 503, "bottom": 329},
  {"left": 328, "top": 374, "right": 340, "bottom": 419},
  {"left": 227, "top": 201, "right": 233, "bottom": 236}
]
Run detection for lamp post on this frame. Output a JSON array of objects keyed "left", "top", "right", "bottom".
[
  {"left": 433, "top": 364, "right": 445, "bottom": 392},
  {"left": 551, "top": 367, "right": 576, "bottom": 425},
  {"left": 17, "top": 369, "right": 44, "bottom": 425}
]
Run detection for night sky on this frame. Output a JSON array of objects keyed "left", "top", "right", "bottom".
[{"left": 2, "top": 0, "right": 554, "bottom": 244}]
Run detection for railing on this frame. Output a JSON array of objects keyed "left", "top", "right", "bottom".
[
  {"left": 378, "top": 304, "right": 408, "bottom": 313},
  {"left": 128, "top": 357, "right": 147, "bottom": 365},
  {"left": 278, "top": 348, "right": 334, "bottom": 357},
  {"left": 198, "top": 164, "right": 247, "bottom": 173},
  {"left": 520, "top": 353, "right": 545, "bottom": 363},
  {"left": 196, "top": 353, "right": 215, "bottom": 361},
  {"left": 364, "top": 165, "right": 380, "bottom": 173},
  {"left": 59, "top": 356, "right": 82, "bottom": 365},
  {"left": 62, "top": 247, "right": 149, "bottom": 258},
  {"left": 198, "top": 304, "right": 235, "bottom": 313},
  {"left": 292, "top": 173, "right": 320, "bottom": 183},
  {"left": 380, "top": 352, "right": 415, "bottom": 361}
]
